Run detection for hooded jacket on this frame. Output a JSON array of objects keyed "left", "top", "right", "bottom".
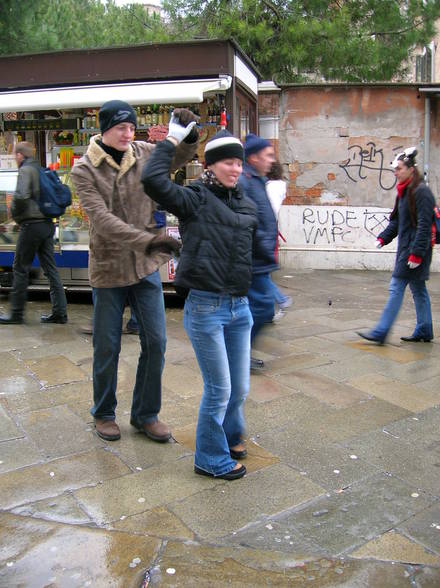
[
  {"left": 239, "top": 162, "right": 279, "bottom": 274},
  {"left": 141, "top": 140, "right": 258, "bottom": 296},
  {"left": 70, "top": 135, "right": 196, "bottom": 288},
  {"left": 11, "top": 158, "right": 46, "bottom": 224},
  {"left": 379, "top": 182, "right": 435, "bottom": 281}
]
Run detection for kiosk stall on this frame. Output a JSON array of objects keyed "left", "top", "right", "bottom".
[{"left": 0, "top": 39, "right": 260, "bottom": 292}]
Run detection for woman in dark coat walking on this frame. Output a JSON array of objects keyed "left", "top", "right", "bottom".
[{"left": 357, "top": 147, "right": 435, "bottom": 344}]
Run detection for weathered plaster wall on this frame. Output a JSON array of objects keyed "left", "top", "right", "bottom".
[{"left": 258, "top": 85, "right": 440, "bottom": 271}]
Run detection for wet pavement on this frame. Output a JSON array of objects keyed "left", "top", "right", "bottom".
[{"left": 0, "top": 269, "right": 439, "bottom": 587}]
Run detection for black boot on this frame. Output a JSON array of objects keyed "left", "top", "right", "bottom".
[
  {"left": 40, "top": 313, "right": 68, "bottom": 324},
  {"left": 0, "top": 313, "right": 24, "bottom": 325}
]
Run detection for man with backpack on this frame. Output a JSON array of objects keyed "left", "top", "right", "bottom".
[{"left": 0, "top": 142, "right": 67, "bottom": 325}]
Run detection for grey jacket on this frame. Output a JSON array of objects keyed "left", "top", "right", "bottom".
[{"left": 11, "top": 158, "right": 46, "bottom": 224}]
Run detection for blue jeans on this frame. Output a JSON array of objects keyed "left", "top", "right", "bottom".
[
  {"left": 91, "top": 271, "right": 166, "bottom": 424},
  {"left": 370, "top": 276, "right": 433, "bottom": 341},
  {"left": 269, "top": 278, "right": 290, "bottom": 307},
  {"left": 184, "top": 290, "right": 253, "bottom": 476},
  {"left": 248, "top": 273, "right": 275, "bottom": 342}
]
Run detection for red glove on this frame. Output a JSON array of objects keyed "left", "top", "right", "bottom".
[{"left": 407, "top": 254, "right": 422, "bottom": 269}]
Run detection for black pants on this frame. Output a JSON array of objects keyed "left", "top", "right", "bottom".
[{"left": 10, "top": 221, "right": 67, "bottom": 317}]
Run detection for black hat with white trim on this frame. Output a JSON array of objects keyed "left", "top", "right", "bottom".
[{"left": 204, "top": 130, "right": 244, "bottom": 166}]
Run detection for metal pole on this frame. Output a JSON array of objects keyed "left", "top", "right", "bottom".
[{"left": 424, "top": 95, "right": 430, "bottom": 185}]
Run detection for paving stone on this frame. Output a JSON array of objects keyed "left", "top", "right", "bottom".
[
  {"left": 343, "top": 428, "right": 440, "bottom": 496},
  {"left": 74, "top": 456, "right": 218, "bottom": 524},
  {"left": 1, "top": 380, "right": 93, "bottom": 415},
  {"left": 17, "top": 405, "right": 103, "bottom": 459},
  {"left": 22, "top": 355, "right": 88, "bottom": 387},
  {"left": 350, "top": 530, "right": 440, "bottom": 566},
  {"left": 159, "top": 388, "right": 199, "bottom": 428},
  {"left": 274, "top": 473, "right": 435, "bottom": 554},
  {"left": 0, "top": 375, "right": 41, "bottom": 397},
  {"left": 302, "top": 398, "right": 411, "bottom": 443},
  {"left": 0, "top": 437, "right": 42, "bottom": 473},
  {"left": 153, "top": 541, "right": 393, "bottom": 587},
  {"left": 112, "top": 506, "right": 195, "bottom": 541},
  {"left": 252, "top": 332, "right": 302, "bottom": 356},
  {"left": 151, "top": 541, "right": 350, "bottom": 588},
  {"left": 275, "top": 323, "right": 336, "bottom": 339},
  {"left": 349, "top": 341, "right": 425, "bottom": 364},
  {"left": 227, "top": 517, "right": 325, "bottom": 556},
  {"left": 310, "top": 355, "right": 392, "bottom": 383},
  {"left": 11, "top": 492, "right": 92, "bottom": 525},
  {"left": 162, "top": 363, "right": 203, "bottom": 399},
  {"left": 0, "top": 448, "right": 130, "bottom": 510},
  {"left": 374, "top": 356, "right": 440, "bottom": 385},
  {"left": 0, "top": 403, "right": 23, "bottom": 442},
  {"left": 13, "top": 339, "right": 93, "bottom": 364},
  {"left": 169, "top": 463, "right": 325, "bottom": 540},
  {"left": 248, "top": 373, "right": 297, "bottom": 402},
  {"left": 380, "top": 408, "right": 440, "bottom": 453},
  {"left": 259, "top": 427, "right": 379, "bottom": 490},
  {"left": 284, "top": 335, "right": 363, "bottom": 361},
  {"left": 244, "top": 393, "right": 334, "bottom": 436},
  {"left": 263, "top": 352, "right": 332, "bottom": 376},
  {"left": 398, "top": 501, "right": 440, "bottom": 555},
  {"left": 348, "top": 373, "right": 440, "bottom": 412},
  {"left": 0, "top": 328, "right": 40, "bottom": 353},
  {"left": 0, "top": 352, "right": 31, "bottom": 378},
  {"left": 0, "top": 512, "right": 160, "bottom": 588},
  {"left": 274, "top": 370, "right": 369, "bottom": 408}
]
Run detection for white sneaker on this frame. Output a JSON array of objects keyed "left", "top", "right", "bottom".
[
  {"left": 272, "top": 309, "right": 285, "bottom": 323},
  {"left": 279, "top": 296, "right": 293, "bottom": 309}
]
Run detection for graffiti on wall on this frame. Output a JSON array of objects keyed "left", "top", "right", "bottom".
[
  {"left": 300, "top": 206, "right": 390, "bottom": 246},
  {"left": 339, "top": 142, "right": 403, "bottom": 191}
]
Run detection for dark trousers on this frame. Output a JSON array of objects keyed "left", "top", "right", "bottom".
[
  {"left": 91, "top": 271, "right": 166, "bottom": 424},
  {"left": 247, "top": 272, "right": 275, "bottom": 343},
  {"left": 10, "top": 221, "right": 67, "bottom": 317}
]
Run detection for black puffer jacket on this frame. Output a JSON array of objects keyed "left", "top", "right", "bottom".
[
  {"left": 142, "top": 140, "right": 258, "bottom": 296},
  {"left": 379, "top": 182, "right": 435, "bottom": 281}
]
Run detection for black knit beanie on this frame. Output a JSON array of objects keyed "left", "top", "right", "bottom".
[
  {"left": 99, "top": 100, "right": 137, "bottom": 134},
  {"left": 204, "top": 130, "right": 244, "bottom": 166}
]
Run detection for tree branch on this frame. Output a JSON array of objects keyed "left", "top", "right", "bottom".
[
  {"left": 128, "top": 6, "right": 154, "bottom": 31},
  {"left": 370, "top": 16, "right": 428, "bottom": 37}
]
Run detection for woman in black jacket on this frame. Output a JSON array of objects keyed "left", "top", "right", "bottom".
[
  {"left": 357, "top": 147, "right": 435, "bottom": 344},
  {"left": 142, "top": 117, "right": 258, "bottom": 480}
]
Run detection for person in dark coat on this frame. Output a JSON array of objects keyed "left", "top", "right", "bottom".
[
  {"left": 239, "top": 134, "right": 276, "bottom": 371},
  {"left": 142, "top": 122, "right": 258, "bottom": 481},
  {"left": 357, "top": 147, "right": 435, "bottom": 344},
  {"left": 0, "top": 141, "right": 67, "bottom": 325}
]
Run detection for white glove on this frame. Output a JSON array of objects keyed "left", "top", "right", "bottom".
[
  {"left": 376, "top": 240, "right": 383, "bottom": 249},
  {"left": 408, "top": 261, "right": 420, "bottom": 269},
  {"left": 167, "top": 113, "right": 197, "bottom": 144}
]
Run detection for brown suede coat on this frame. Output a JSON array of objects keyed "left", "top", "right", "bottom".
[{"left": 70, "top": 135, "right": 196, "bottom": 287}]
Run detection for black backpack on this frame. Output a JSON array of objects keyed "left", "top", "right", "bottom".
[{"left": 38, "top": 168, "right": 72, "bottom": 218}]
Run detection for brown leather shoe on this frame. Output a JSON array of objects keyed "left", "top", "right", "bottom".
[
  {"left": 131, "top": 419, "right": 171, "bottom": 442},
  {"left": 94, "top": 419, "right": 121, "bottom": 441}
]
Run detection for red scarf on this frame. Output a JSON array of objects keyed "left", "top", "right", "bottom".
[{"left": 396, "top": 177, "right": 411, "bottom": 198}]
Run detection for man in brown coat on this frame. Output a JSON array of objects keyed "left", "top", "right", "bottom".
[{"left": 71, "top": 100, "right": 198, "bottom": 442}]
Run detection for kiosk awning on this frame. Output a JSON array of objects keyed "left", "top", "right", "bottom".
[{"left": 0, "top": 77, "right": 232, "bottom": 113}]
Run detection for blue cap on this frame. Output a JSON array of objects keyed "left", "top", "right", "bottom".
[{"left": 244, "top": 133, "right": 272, "bottom": 158}]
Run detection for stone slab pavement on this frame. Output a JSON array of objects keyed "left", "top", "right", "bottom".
[{"left": 0, "top": 269, "right": 439, "bottom": 587}]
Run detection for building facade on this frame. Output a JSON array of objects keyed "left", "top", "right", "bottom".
[{"left": 259, "top": 83, "right": 440, "bottom": 271}]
